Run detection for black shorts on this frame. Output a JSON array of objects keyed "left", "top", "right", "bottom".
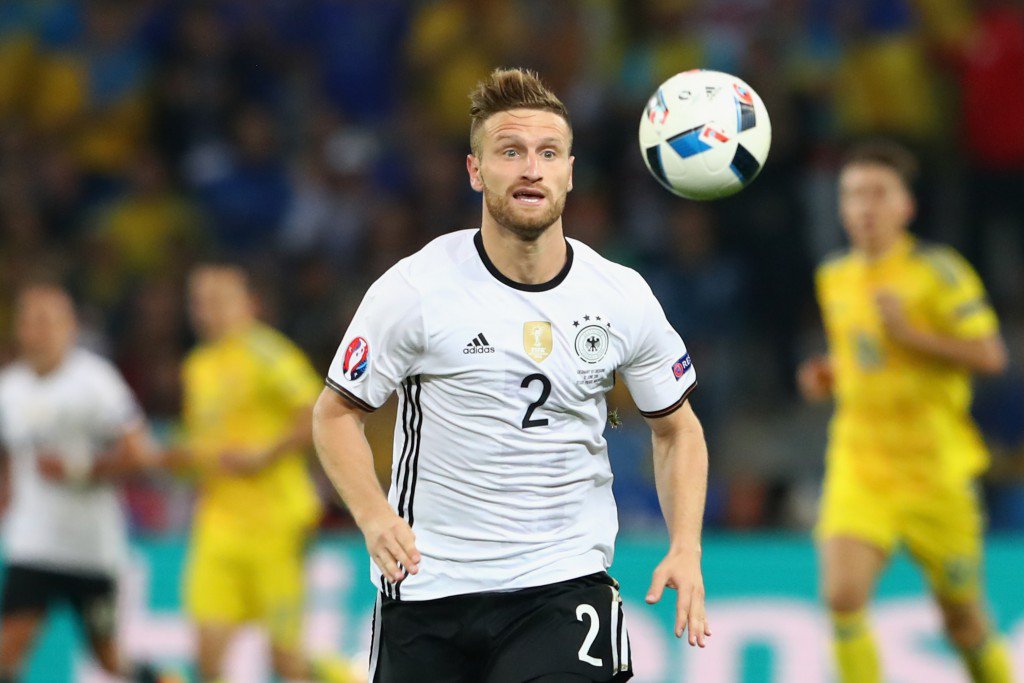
[
  {"left": 0, "top": 563, "right": 117, "bottom": 640},
  {"left": 369, "top": 572, "right": 632, "bottom": 683}
]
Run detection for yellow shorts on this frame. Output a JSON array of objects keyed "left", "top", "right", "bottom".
[
  {"left": 184, "top": 525, "right": 308, "bottom": 648},
  {"left": 816, "top": 471, "right": 984, "bottom": 603}
]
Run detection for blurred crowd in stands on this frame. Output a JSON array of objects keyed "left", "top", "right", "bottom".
[{"left": 1, "top": 0, "right": 1023, "bottom": 534}]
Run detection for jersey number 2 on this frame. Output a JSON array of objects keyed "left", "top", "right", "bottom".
[{"left": 520, "top": 373, "right": 551, "bottom": 429}]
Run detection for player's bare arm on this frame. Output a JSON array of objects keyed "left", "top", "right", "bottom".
[
  {"left": 313, "top": 387, "right": 420, "bottom": 583},
  {"left": 644, "top": 400, "right": 711, "bottom": 647},
  {"left": 36, "top": 422, "right": 156, "bottom": 484},
  {"left": 874, "top": 291, "right": 1008, "bottom": 375},
  {"left": 219, "top": 404, "right": 316, "bottom": 476}
]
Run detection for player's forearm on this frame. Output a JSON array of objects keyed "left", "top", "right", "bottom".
[
  {"left": 88, "top": 426, "right": 156, "bottom": 482},
  {"left": 895, "top": 329, "right": 1007, "bottom": 375},
  {"left": 651, "top": 409, "right": 708, "bottom": 553},
  {"left": 264, "top": 405, "right": 315, "bottom": 463},
  {"left": 312, "top": 391, "right": 392, "bottom": 527}
]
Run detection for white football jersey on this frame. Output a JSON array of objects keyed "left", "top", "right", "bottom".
[
  {"left": 0, "top": 348, "right": 142, "bottom": 575},
  {"left": 327, "top": 230, "right": 696, "bottom": 600}
]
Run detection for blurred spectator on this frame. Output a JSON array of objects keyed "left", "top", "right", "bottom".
[
  {"left": 31, "top": 1, "right": 153, "bottom": 181},
  {"left": 646, "top": 204, "right": 745, "bottom": 436},
  {"left": 295, "top": 0, "right": 408, "bottom": 123},
  {"left": 406, "top": 0, "right": 519, "bottom": 138},
  {"left": 90, "top": 148, "right": 206, "bottom": 287},
  {"left": 950, "top": 0, "right": 1024, "bottom": 312},
  {"left": 827, "top": 0, "right": 946, "bottom": 142},
  {"left": 281, "top": 112, "right": 379, "bottom": 264},
  {"left": 0, "top": 1, "right": 40, "bottom": 121},
  {"left": 194, "top": 103, "right": 291, "bottom": 251}
]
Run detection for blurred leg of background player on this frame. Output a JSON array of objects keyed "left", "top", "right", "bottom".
[
  {"left": 0, "top": 611, "right": 44, "bottom": 682},
  {"left": 821, "top": 537, "right": 886, "bottom": 683},
  {"left": 184, "top": 515, "right": 362, "bottom": 683},
  {"left": 0, "top": 567, "right": 158, "bottom": 683},
  {"left": 822, "top": 520, "right": 1012, "bottom": 683}
]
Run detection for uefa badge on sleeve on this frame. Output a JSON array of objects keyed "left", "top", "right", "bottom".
[
  {"left": 672, "top": 352, "right": 692, "bottom": 380},
  {"left": 343, "top": 337, "right": 370, "bottom": 381}
]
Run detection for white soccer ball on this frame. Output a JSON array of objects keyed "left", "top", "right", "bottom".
[{"left": 638, "top": 69, "right": 771, "bottom": 200}]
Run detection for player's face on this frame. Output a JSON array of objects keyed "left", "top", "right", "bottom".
[
  {"left": 15, "top": 288, "right": 77, "bottom": 368},
  {"left": 467, "top": 109, "right": 574, "bottom": 241},
  {"left": 838, "top": 163, "right": 915, "bottom": 256},
  {"left": 187, "top": 268, "right": 255, "bottom": 341}
]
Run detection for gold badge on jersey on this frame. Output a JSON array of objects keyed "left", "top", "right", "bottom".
[{"left": 523, "top": 321, "right": 553, "bottom": 363}]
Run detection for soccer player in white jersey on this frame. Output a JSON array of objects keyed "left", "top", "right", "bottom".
[
  {"left": 313, "top": 68, "right": 711, "bottom": 683},
  {"left": 0, "top": 283, "right": 156, "bottom": 682}
]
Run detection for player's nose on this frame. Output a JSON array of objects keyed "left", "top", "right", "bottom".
[{"left": 522, "top": 152, "right": 543, "bottom": 180}]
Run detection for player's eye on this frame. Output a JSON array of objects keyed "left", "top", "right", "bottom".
[
  {"left": 541, "top": 150, "right": 557, "bottom": 159},
  {"left": 503, "top": 149, "right": 519, "bottom": 158}
]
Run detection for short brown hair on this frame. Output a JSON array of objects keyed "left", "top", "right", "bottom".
[
  {"left": 841, "top": 140, "right": 920, "bottom": 189},
  {"left": 469, "top": 68, "right": 571, "bottom": 155}
]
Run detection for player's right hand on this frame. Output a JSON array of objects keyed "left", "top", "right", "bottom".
[
  {"left": 797, "top": 355, "right": 834, "bottom": 402},
  {"left": 361, "top": 510, "right": 420, "bottom": 583}
]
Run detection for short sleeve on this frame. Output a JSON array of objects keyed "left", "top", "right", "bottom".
[
  {"left": 925, "top": 248, "right": 999, "bottom": 339},
  {"left": 618, "top": 280, "right": 697, "bottom": 418},
  {"left": 326, "top": 265, "right": 425, "bottom": 411}
]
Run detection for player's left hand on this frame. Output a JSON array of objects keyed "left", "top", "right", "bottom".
[
  {"left": 646, "top": 547, "right": 711, "bottom": 647},
  {"left": 875, "top": 291, "right": 912, "bottom": 341},
  {"left": 219, "top": 450, "right": 273, "bottom": 476}
]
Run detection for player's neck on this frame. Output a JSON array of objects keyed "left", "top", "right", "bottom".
[
  {"left": 209, "top": 317, "right": 256, "bottom": 343},
  {"left": 860, "top": 232, "right": 911, "bottom": 262},
  {"left": 26, "top": 349, "right": 67, "bottom": 376},
  {"left": 479, "top": 222, "right": 568, "bottom": 285}
]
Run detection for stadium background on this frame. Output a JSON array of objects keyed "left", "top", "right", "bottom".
[{"left": 1, "top": 0, "right": 1023, "bottom": 681}]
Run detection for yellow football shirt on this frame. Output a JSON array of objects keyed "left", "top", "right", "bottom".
[
  {"left": 816, "top": 235, "right": 998, "bottom": 490},
  {"left": 182, "top": 323, "right": 322, "bottom": 541}
]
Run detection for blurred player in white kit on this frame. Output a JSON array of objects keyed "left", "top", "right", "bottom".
[{"left": 0, "top": 282, "right": 157, "bottom": 682}]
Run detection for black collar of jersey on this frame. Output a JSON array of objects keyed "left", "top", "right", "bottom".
[{"left": 473, "top": 230, "right": 574, "bottom": 292}]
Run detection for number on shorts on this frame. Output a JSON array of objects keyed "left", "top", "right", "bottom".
[{"left": 575, "top": 603, "right": 603, "bottom": 667}]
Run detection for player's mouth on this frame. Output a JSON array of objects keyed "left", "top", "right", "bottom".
[{"left": 512, "top": 188, "right": 546, "bottom": 205}]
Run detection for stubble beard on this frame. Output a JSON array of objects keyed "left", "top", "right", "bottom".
[{"left": 483, "top": 185, "right": 566, "bottom": 242}]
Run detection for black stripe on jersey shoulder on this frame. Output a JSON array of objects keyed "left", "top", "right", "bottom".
[
  {"left": 638, "top": 380, "right": 697, "bottom": 419},
  {"left": 474, "top": 230, "right": 574, "bottom": 292},
  {"left": 325, "top": 378, "right": 377, "bottom": 412}
]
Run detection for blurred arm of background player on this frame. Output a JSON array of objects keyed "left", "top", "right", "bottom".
[
  {"left": 797, "top": 295, "right": 1008, "bottom": 404},
  {"left": 217, "top": 404, "right": 315, "bottom": 476},
  {"left": 156, "top": 404, "right": 315, "bottom": 478},
  {"left": 873, "top": 291, "right": 1007, "bottom": 375},
  {"left": 312, "top": 388, "right": 419, "bottom": 584},
  {"left": 644, "top": 400, "right": 712, "bottom": 648},
  {"left": 36, "top": 421, "right": 158, "bottom": 485}
]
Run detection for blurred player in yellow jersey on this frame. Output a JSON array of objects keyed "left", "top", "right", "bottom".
[
  {"left": 798, "top": 142, "right": 1014, "bottom": 683},
  {"left": 172, "top": 263, "right": 361, "bottom": 683}
]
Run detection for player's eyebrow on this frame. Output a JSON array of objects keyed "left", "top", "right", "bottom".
[{"left": 493, "top": 134, "right": 566, "bottom": 149}]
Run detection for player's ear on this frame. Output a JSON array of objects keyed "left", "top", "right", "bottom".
[
  {"left": 902, "top": 185, "right": 916, "bottom": 223},
  {"left": 568, "top": 155, "right": 575, "bottom": 192},
  {"left": 467, "top": 154, "right": 484, "bottom": 192}
]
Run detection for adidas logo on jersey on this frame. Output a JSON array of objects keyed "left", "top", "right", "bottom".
[{"left": 464, "top": 333, "right": 495, "bottom": 354}]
